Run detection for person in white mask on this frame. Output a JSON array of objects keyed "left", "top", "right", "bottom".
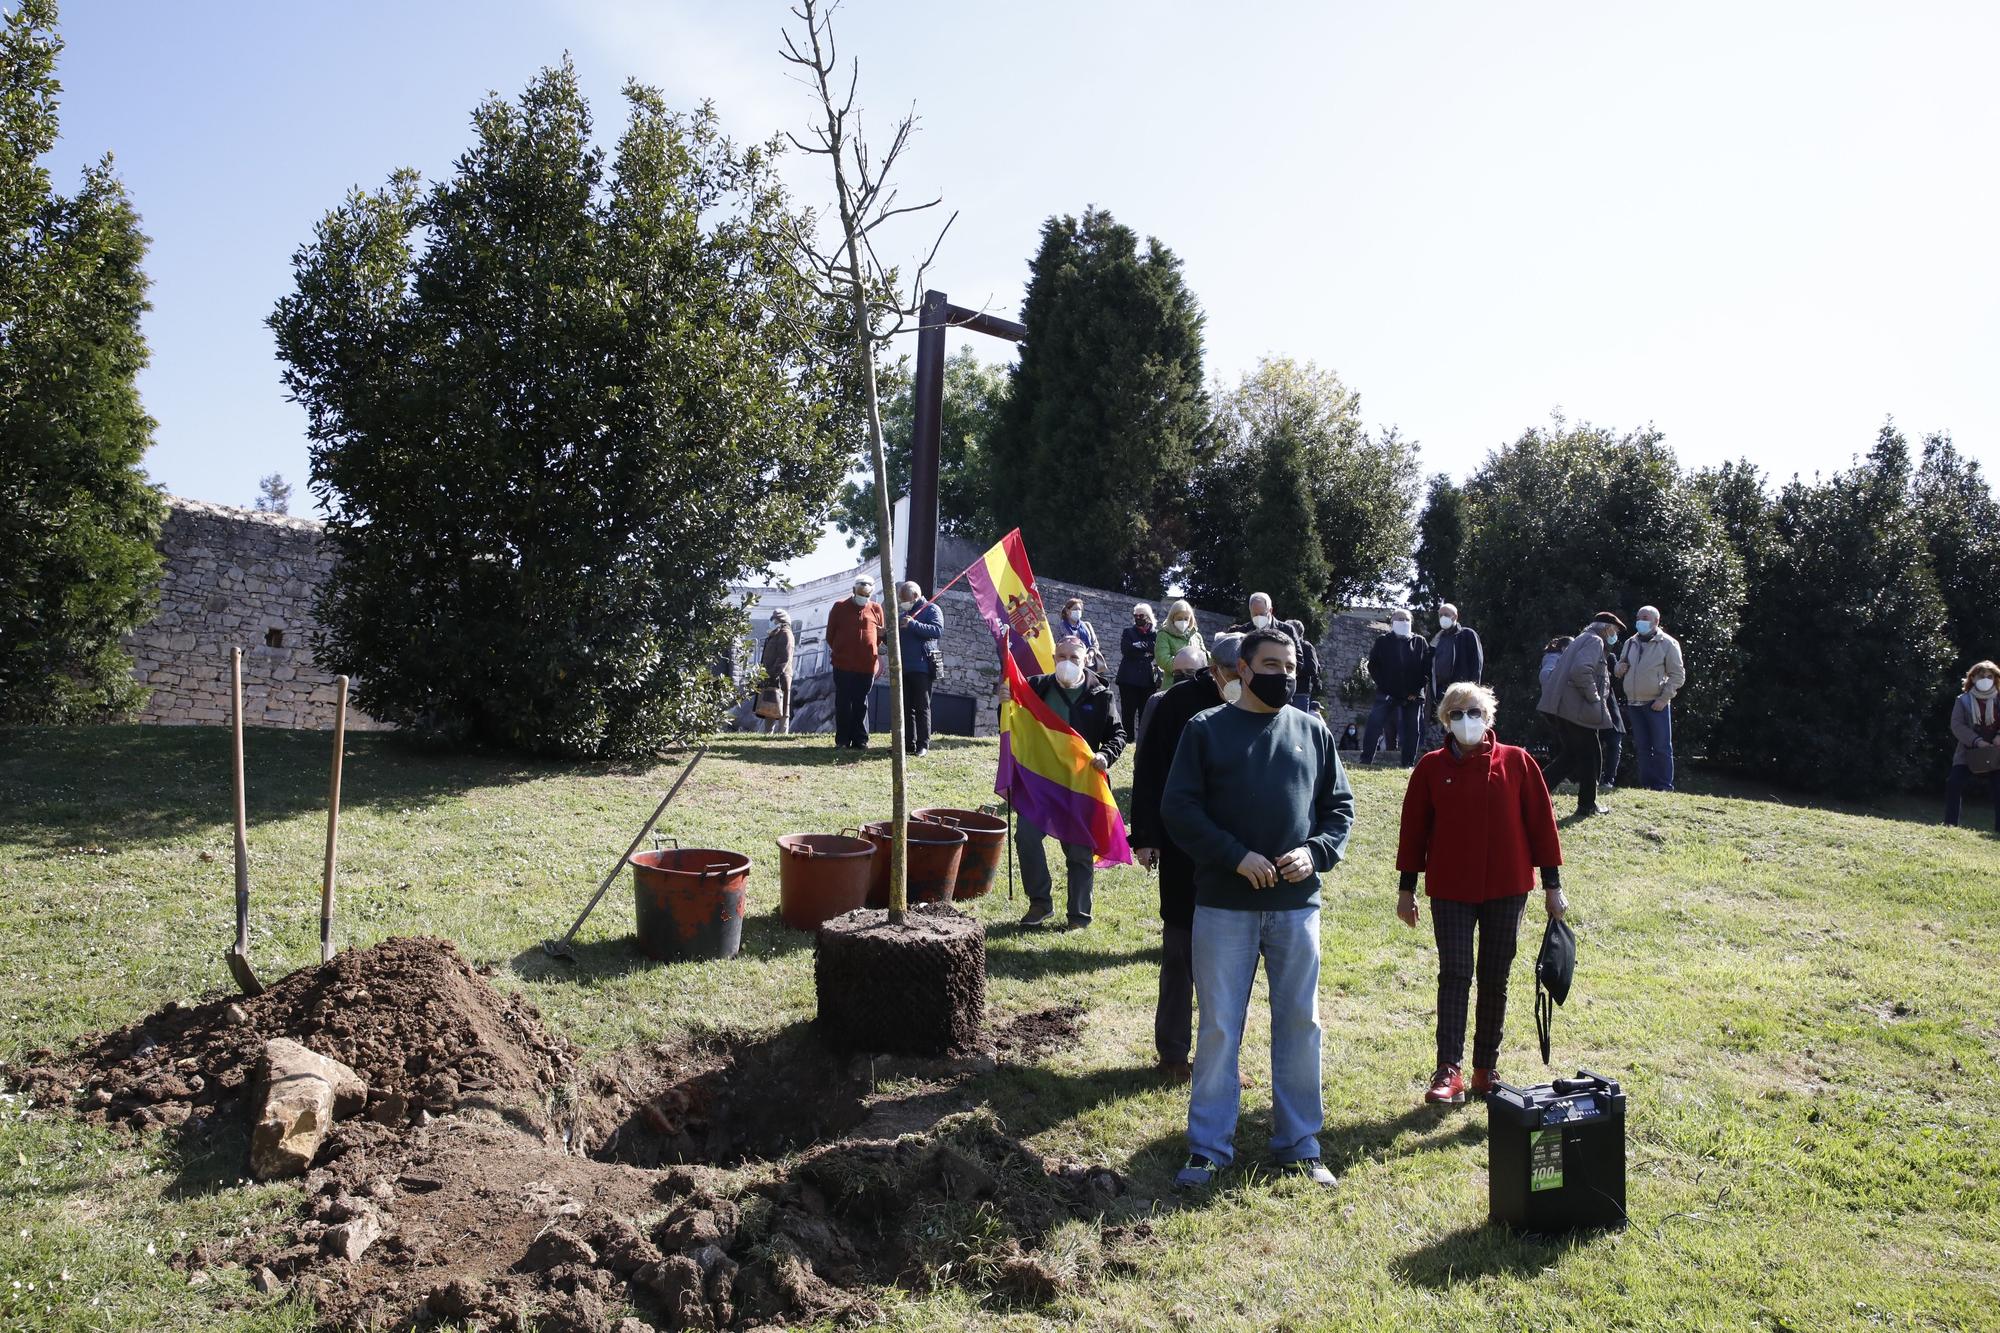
[
  {"left": 1613, "top": 603, "right": 1686, "bottom": 792},
  {"left": 825, "top": 575, "right": 885, "bottom": 749},
  {"left": 1018, "top": 637, "right": 1126, "bottom": 927},
  {"left": 1362, "top": 608, "right": 1428, "bottom": 766},
  {"left": 1394, "top": 682, "right": 1566, "bottom": 1106},
  {"left": 1945, "top": 659, "right": 2000, "bottom": 831}
]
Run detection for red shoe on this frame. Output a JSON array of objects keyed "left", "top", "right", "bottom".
[
  {"left": 1470, "top": 1067, "right": 1499, "bottom": 1098},
  {"left": 1424, "top": 1065, "right": 1466, "bottom": 1105}
]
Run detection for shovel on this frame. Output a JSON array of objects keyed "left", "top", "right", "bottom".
[
  {"left": 224, "top": 646, "right": 264, "bottom": 996},
  {"left": 319, "top": 675, "right": 349, "bottom": 965},
  {"left": 543, "top": 744, "right": 708, "bottom": 960}
]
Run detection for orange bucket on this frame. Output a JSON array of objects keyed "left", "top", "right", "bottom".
[
  {"left": 860, "top": 818, "right": 966, "bottom": 907},
  {"left": 775, "top": 832, "right": 875, "bottom": 931},
  {"left": 912, "top": 806, "right": 1007, "bottom": 899}
]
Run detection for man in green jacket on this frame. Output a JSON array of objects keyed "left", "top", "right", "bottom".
[{"left": 1161, "top": 628, "right": 1354, "bottom": 1189}]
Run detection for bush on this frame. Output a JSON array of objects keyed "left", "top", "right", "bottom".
[{"left": 269, "top": 66, "right": 854, "bottom": 758}]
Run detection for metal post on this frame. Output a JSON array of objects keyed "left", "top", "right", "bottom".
[
  {"left": 1006, "top": 794, "right": 1014, "bottom": 901},
  {"left": 907, "top": 288, "right": 948, "bottom": 596}
]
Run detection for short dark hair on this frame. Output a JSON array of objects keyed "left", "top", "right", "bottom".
[{"left": 1237, "top": 628, "right": 1294, "bottom": 668}]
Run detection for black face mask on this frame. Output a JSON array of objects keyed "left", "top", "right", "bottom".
[{"left": 1248, "top": 670, "right": 1295, "bottom": 709}]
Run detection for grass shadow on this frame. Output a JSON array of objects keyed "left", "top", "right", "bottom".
[
  {"left": 983, "top": 942, "right": 1154, "bottom": 982},
  {"left": 1392, "top": 1220, "right": 1606, "bottom": 1288},
  {"left": 0, "top": 724, "right": 661, "bottom": 853},
  {"left": 509, "top": 933, "right": 660, "bottom": 985}
]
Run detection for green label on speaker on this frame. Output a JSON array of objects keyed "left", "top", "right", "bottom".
[{"left": 1530, "top": 1129, "right": 1564, "bottom": 1192}]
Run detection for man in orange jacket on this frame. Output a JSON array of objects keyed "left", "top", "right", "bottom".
[{"left": 826, "top": 574, "right": 885, "bottom": 749}]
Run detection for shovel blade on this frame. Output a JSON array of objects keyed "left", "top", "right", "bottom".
[{"left": 225, "top": 947, "right": 265, "bottom": 997}]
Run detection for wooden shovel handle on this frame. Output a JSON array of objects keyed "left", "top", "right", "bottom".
[
  {"left": 231, "top": 647, "right": 250, "bottom": 955},
  {"left": 320, "top": 676, "right": 348, "bottom": 964}
]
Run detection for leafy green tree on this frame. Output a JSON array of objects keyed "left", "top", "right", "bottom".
[
  {"left": 832, "top": 345, "right": 1007, "bottom": 560},
  {"left": 0, "top": 0, "right": 164, "bottom": 724},
  {"left": 1719, "top": 424, "right": 1952, "bottom": 793},
  {"left": 1457, "top": 416, "right": 1744, "bottom": 750},
  {"left": 986, "top": 208, "right": 1208, "bottom": 592},
  {"left": 1183, "top": 357, "right": 1416, "bottom": 638},
  {"left": 270, "top": 65, "right": 853, "bottom": 758},
  {"left": 1911, "top": 431, "right": 2000, "bottom": 678},
  {"left": 1411, "top": 473, "right": 1466, "bottom": 628},
  {"left": 253, "top": 473, "right": 292, "bottom": 515},
  {"left": 1692, "top": 457, "right": 1776, "bottom": 580}
]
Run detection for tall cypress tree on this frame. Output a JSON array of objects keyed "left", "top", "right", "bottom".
[
  {"left": 1410, "top": 473, "right": 1466, "bottom": 627},
  {"left": 0, "top": 0, "right": 165, "bottom": 724},
  {"left": 987, "top": 208, "right": 1207, "bottom": 592}
]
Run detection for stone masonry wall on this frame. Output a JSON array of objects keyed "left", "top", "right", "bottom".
[{"left": 124, "top": 498, "right": 387, "bottom": 732}]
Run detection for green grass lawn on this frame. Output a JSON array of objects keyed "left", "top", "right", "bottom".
[{"left": 2, "top": 725, "right": 1996, "bottom": 1331}]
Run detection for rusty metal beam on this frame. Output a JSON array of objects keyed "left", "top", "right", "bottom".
[{"left": 944, "top": 303, "right": 1027, "bottom": 344}]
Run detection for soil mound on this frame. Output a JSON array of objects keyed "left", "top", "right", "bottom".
[
  {"left": 239, "top": 1106, "right": 1122, "bottom": 1331},
  {"left": 995, "top": 1003, "right": 1086, "bottom": 1063},
  {"left": 13, "top": 937, "right": 574, "bottom": 1133}
]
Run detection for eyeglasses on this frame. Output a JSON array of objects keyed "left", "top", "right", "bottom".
[{"left": 1447, "top": 708, "right": 1486, "bottom": 721}]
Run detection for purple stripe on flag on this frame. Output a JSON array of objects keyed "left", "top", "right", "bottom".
[
  {"left": 997, "top": 734, "right": 1125, "bottom": 857},
  {"left": 965, "top": 558, "right": 1043, "bottom": 677}
]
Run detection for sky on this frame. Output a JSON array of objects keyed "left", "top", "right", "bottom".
[{"left": 41, "top": 1, "right": 2000, "bottom": 582}]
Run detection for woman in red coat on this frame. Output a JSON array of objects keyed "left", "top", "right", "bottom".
[{"left": 1395, "top": 682, "right": 1568, "bottom": 1105}]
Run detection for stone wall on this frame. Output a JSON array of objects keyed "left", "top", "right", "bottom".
[{"left": 124, "top": 498, "right": 387, "bottom": 732}]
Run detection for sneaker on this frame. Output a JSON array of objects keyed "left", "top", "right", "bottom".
[
  {"left": 1469, "top": 1067, "right": 1499, "bottom": 1099},
  {"left": 1174, "top": 1153, "right": 1220, "bottom": 1191},
  {"left": 1282, "top": 1159, "right": 1338, "bottom": 1187},
  {"left": 1019, "top": 905, "right": 1054, "bottom": 927},
  {"left": 1424, "top": 1065, "right": 1467, "bottom": 1105}
]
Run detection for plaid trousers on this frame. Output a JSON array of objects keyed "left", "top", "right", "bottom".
[{"left": 1431, "top": 894, "right": 1528, "bottom": 1070}]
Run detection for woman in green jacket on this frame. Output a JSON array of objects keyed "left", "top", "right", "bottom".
[{"left": 1155, "top": 600, "right": 1205, "bottom": 676}]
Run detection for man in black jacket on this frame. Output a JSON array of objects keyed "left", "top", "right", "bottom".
[
  {"left": 1362, "top": 608, "right": 1429, "bottom": 765},
  {"left": 1227, "top": 592, "right": 1320, "bottom": 715},
  {"left": 1129, "top": 632, "right": 1240, "bottom": 1080},
  {"left": 1019, "top": 636, "right": 1127, "bottom": 928},
  {"left": 1427, "top": 602, "right": 1484, "bottom": 699}
]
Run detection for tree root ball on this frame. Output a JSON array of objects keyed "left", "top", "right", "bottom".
[{"left": 814, "top": 904, "right": 986, "bottom": 1056}]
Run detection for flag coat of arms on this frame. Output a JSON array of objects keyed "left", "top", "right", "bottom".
[{"left": 962, "top": 531, "right": 1132, "bottom": 866}]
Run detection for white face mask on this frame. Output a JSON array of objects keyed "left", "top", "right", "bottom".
[
  {"left": 1635, "top": 619, "right": 1655, "bottom": 635},
  {"left": 1221, "top": 678, "right": 1244, "bottom": 705},
  {"left": 1975, "top": 678, "right": 1997, "bottom": 695},
  {"left": 1450, "top": 715, "right": 1488, "bottom": 747},
  {"left": 1171, "top": 617, "right": 1192, "bottom": 631},
  {"left": 1251, "top": 613, "right": 1272, "bottom": 629},
  {"left": 1392, "top": 621, "right": 1411, "bottom": 637},
  {"left": 1065, "top": 610, "right": 1081, "bottom": 625},
  {"left": 898, "top": 599, "right": 916, "bottom": 613},
  {"left": 1438, "top": 616, "right": 1456, "bottom": 630},
  {"left": 1053, "top": 659, "right": 1084, "bottom": 688},
  {"left": 851, "top": 592, "right": 870, "bottom": 605}
]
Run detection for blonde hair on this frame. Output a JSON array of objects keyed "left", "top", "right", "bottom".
[
  {"left": 1436, "top": 681, "right": 1499, "bottom": 729},
  {"left": 1165, "top": 599, "right": 1195, "bottom": 625},
  {"left": 1965, "top": 660, "right": 2000, "bottom": 692}
]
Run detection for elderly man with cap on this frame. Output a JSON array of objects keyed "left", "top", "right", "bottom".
[
  {"left": 1129, "top": 634, "right": 1233, "bottom": 1080},
  {"left": 826, "top": 574, "right": 885, "bottom": 750},
  {"left": 1536, "top": 611, "right": 1628, "bottom": 817}
]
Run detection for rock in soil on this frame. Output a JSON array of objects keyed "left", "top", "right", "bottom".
[
  {"left": 814, "top": 903, "right": 986, "bottom": 1056},
  {"left": 250, "top": 1039, "right": 368, "bottom": 1180}
]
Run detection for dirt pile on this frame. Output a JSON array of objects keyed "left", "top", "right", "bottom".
[
  {"left": 237, "top": 1103, "right": 1122, "bottom": 1331},
  {"left": 12, "top": 936, "right": 575, "bottom": 1134},
  {"left": 994, "top": 1003, "right": 1086, "bottom": 1063}
]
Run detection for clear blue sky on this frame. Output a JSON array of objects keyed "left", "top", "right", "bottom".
[{"left": 44, "top": 2, "right": 2000, "bottom": 580}]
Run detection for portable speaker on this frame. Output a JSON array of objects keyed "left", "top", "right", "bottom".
[{"left": 1488, "top": 1069, "right": 1627, "bottom": 1232}]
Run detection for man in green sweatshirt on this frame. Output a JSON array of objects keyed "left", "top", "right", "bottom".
[{"left": 1161, "top": 628, "right": 1353, "bottom": 1189}]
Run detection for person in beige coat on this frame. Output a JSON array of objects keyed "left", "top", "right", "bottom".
[
  {"left": 1945, "top": 659, "right": 2000, "bottom": 831},
  {"left": 1536, "top": 612, "right": 1626, "bottom": 817},
  {"left": 1615, "top": 604, "right": 1686, "bottom": 791}
]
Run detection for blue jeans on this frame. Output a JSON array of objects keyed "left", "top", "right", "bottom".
[
  {"left": 1017, "top": 813, "right": 1094, "bottom": 921},
  {"left": 1188, "top": 905, "right": 1323, "bottom": 1166},
  {"left": 1629, "top": 701, "right": 1675, "bottom": 791},
  {"left": 1363, "top": 695, "right": 1422, "bottom": 765}
]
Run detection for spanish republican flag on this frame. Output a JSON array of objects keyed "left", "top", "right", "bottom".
[{"left": 962, "top": 531, "right": 1133, "bottom": 866}]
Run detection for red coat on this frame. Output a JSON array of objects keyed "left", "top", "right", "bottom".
[
  {"left": 826, "top": 597, "right": 885, "bottom": 675},
  {"left": 1396, "top": 736, "right": 1562, "bottom": 903}
]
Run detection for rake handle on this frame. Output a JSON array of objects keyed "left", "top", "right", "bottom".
[
  {"left": 320, "top": 676, "right": 349, "bottom": 964},
  {"left": 231, "top": 646, "right": 250, "bottom": 955}
]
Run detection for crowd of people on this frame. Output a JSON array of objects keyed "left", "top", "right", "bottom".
[{"left": 752, "top": 578, "right": 1996, "bottom": 1186}]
